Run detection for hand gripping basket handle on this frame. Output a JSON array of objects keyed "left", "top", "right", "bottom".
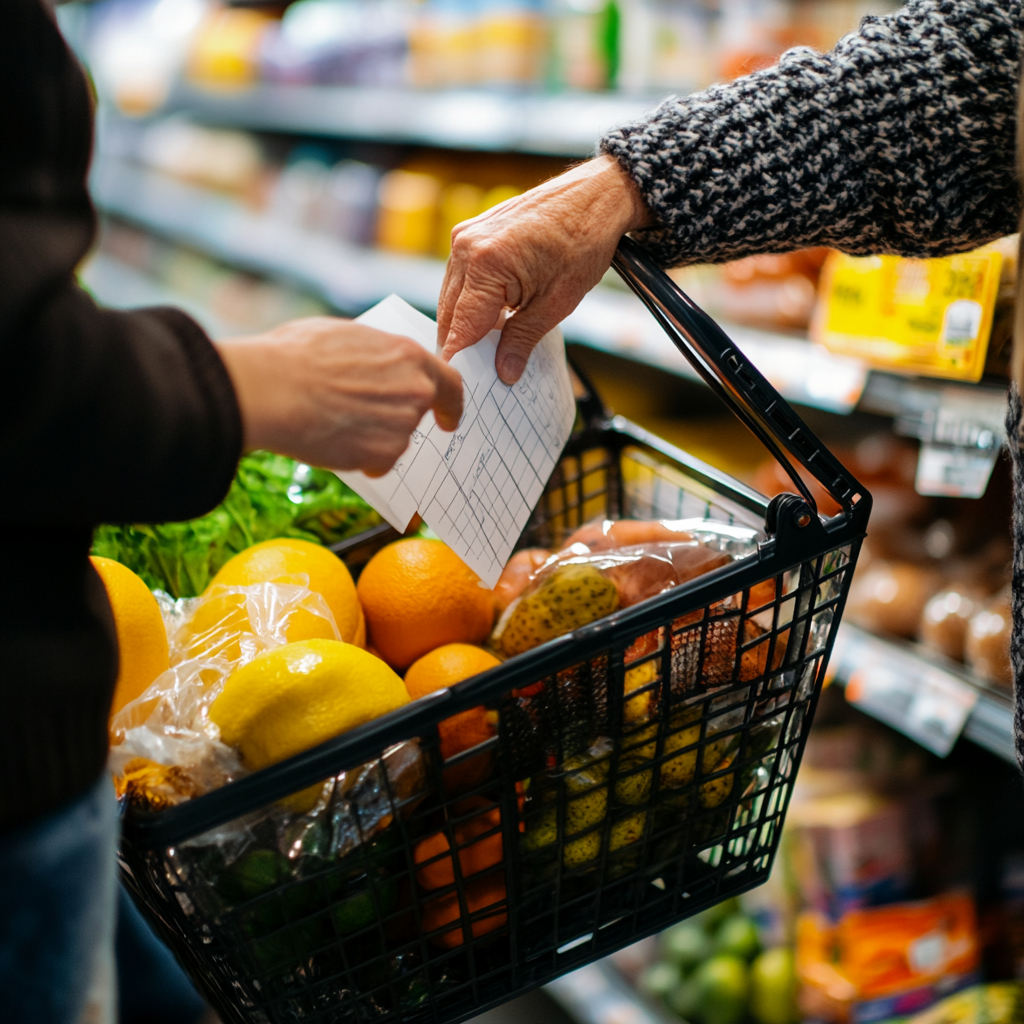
[{"left": 612, "top": 236, "right": 866, "bottom": 520}]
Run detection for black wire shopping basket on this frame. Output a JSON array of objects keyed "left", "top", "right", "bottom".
[{"left": 118, "top": 238, "right": 872, "bottom": 1024}]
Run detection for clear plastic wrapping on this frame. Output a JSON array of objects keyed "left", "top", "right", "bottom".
[
  {"left": 110, "top": 581, "right": 428, "bottom": 854},
  {"left": 491, "top": 519, "right": 759, "bottom": 658}
]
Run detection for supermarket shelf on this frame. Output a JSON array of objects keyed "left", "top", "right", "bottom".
[
  {"left": 829, "top": 623, "right": 1017, "bottom": 765},
  {"left": 566, "top": 287, "right": 868, "bottom": 413},
  {"left": 79, "top": 251, "right": 240, "bottom": 338},
  {"left": 160, "top": 82, "right": 660, "bottom": 157},
  {"left": 90, "top": 154, "right": 447, "bottom": 313},
  {"left": 89, "top": 155, "right": 871, "bottom": 414}
]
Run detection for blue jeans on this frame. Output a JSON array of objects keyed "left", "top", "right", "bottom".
[
  {"left": 116, "top": 886, "right": 207, "bottom": 1024},
  {"left": 0, "top": 774, "right": 118, "bottom": 1023},
  {"left": 0, "top": 775, "right": 208, "bottom": 1024}
]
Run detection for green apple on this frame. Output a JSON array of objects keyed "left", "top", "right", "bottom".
[
  {"left": 750, "top": 948, "right": 796, "bottom": 1024},
  {"left": 640, "top": 962, "right": 680, "bottom": 1001},
  {"left": 692, "top": 955, "right": 748, "bottom": 1024},
  {"left": 663, "top": 922, "right": 713, "bottom": 971},
  {"left": 667, "top": 977, "right": 702, "bottom": 1021},
  {"left": 714, "top": 914, "right": 761, "bottom": 961}
]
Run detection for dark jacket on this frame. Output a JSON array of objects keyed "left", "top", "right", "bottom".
[{"left": 0, "top": 0, "right": 242, "bottom": 830}]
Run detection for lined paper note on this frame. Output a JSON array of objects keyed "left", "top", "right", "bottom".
[{"left": 338, "top": 295, "right": 576, "bottom": 587}]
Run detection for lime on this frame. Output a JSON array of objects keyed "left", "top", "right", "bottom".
[
  {"left": 693, "top": 955, "right": 748, "bottom": 1024},
  {"left": 750, "top": 948, "right": 796, "bottom": 1024},
  {"left": 689, "top": 897, "right": 739, "bottom": 933},
  {"left": 331, "top": 876, "right": 398, "bottom": 935},
  {"left": 640, "top": 962, "right": 680, "bottom": 1001},
  {"left": 218, "top": 848, "right": 290, "bottom": 904},
  {"left": 663, "top": 922, "right": 713, "bottom": 971},
  {"left": 714, "top": 914, "right": 761, "bottom": 961},
  {"left": 667, "top": 977, "right": 702, "bottom": 1020}
]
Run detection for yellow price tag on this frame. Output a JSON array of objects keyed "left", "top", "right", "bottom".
[{"left": 812, "top": 246, "right": 1004, "bottom": 382}]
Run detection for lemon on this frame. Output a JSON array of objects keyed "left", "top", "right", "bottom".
[
  {"left": 209, "top": 639, "right": 408, "bottom": 806},
  {"left": 90, "top": 556, "right": 170, "bottom": 721}
]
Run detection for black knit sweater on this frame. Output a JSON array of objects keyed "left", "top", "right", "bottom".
[
  {"left": 0, "top": 1, "right": 242, "bottom": 830},
  {"left": 602, "top": 0, "right": 1023, "bottom": 771}
]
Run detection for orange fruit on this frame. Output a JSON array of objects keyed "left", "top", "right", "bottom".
[
  {"left": 357, "top": 540, "right": 493, "bottom": 670},
  {"left": 405, "top": 644, "right": 500, "bottom": 751},
  {"left": 90, "top": 556, "right": 170, "bottom": 720},
  {"left": 421, "top": 875, "right": 507, "bottom": 948},
  {"left": 405, "top": 644, "right": 501, "bottom": 785},
  {"left": 208, "top": 538, "right": 363, "bottom": 645},
  {"left": 404, "top": 644, "right": 501, "bottom": 702},
  {"left": 414, "top": 802, "right": 503, "bottom": 890}
]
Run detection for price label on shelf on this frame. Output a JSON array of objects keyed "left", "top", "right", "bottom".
[
  {"left": 915, "top": 443, "right": 1001, "bottom": 499},
  {"left": 911, "top": 386, "right": 1007, "bottom": 498},
  {"left": 832, "top": 626, "right": 979, "bottom": 756}
]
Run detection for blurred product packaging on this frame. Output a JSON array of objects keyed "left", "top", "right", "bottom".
[
  {"left": 409, "top": 0, "right": 547, "bottom": 88},
  {"left": 260, "top": 0, "right": 411, "bottom": 87},
  {"left": 796, "top": 891, "right": 981, "bottom": 1023},
  {"left": 66, "top": 0, "right": 207, "bottom": 113},
  {"left": 376, "top": 169, "right": 444, "bottom": 254},
  {"left": 188, "top": 4, "right": 276, "bottom": 88},
  {"left": 786, "top": 789, "right": 915, "bottom": 918}
]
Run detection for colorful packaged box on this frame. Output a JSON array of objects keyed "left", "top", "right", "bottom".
[
  {"left": 786, "top": 789, "right": 914, "bottom": 919},
  {"left": 812, "top": 246, "right": 1005, "bottom": 383},
  {"left": 796, "top": 891, "right": 981, "bottom": 1023}
]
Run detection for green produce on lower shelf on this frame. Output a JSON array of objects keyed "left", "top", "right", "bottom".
[
  {"left": 715, "top": 914, "right": 761, "bottom": 961},
  {"left": 749, "top": 949, "right": 796, "bottom": 1024},
  {"left": 691, "top": 955, "right": 749, "bottom": 1024},
  {"left": 92, "top": 451, "right": 381, "bottom": 596},
  {"left": 641, "top": 908, "right": 796, "bottom": 1024}
]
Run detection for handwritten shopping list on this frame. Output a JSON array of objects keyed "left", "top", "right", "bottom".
[{"left": 337, "top": 295, "right": 576, "bottom": 587}]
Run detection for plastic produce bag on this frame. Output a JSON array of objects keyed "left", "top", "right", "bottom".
[
  {"left": 109, "top": 580, "right": 343, "bottom": 805},
  {"left": 112, "top": 578, "right": 431, "bottom": 966},
  {"left": 491, "top": 518, "right": 760, "bottom": 658},
  {"left": 110, "top": 581, "right": 427, "bottom": 832}
]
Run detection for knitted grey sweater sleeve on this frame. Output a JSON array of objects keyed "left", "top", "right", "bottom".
[{"left": 600, "top": 0, "right": 1022, "bottom": 268}]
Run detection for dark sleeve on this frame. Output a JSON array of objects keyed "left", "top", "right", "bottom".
[
  {"left": 0, "top": 0, "right": 243, "bottom": 528},
  {"left": 600, "top": 0, "right": 1022, "bottom": 267},
  {"left": 1, "top": 263, "right": 242, "bottom": 526}
]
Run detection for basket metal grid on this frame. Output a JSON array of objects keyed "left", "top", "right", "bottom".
[{"left": 118, "top": 240, "right": 871, "bottom": 1024}]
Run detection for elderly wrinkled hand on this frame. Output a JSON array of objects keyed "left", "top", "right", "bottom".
[
  {"left": 215, "top": 317, "right": 464, "bottom": 476},
  {"left": 437, "top": 155, "right": 651, "bottom": 384}
]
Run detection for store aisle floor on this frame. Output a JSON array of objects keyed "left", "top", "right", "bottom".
[{"left": 467, "top": 990, "right": 575, "bottom": 1024}]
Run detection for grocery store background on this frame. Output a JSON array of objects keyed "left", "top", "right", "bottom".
[{"left": 57, "top": 0, "right": 1023, "bottom": 1022}]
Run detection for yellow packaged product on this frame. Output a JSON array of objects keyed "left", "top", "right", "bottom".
[
  {"left": 187, "top": 7, "right": 274, "bottom": 89},
  {"left": 813, "top": 245, "right": 1005, "bottom": 382},
  {"left": 376, "top": 170, "right": 443, "bottom": 256}
]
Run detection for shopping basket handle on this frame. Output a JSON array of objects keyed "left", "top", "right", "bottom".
[{"left": 611, "top": 236, "right": 865, "bottom": 518}]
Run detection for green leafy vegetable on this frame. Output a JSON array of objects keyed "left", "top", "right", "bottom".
[{"left": 91, "top": 452, "right": 380, "bottom": 597}]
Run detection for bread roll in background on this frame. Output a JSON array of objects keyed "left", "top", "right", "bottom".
[
  {"left": 846, "top": 561, "right": 943, "bottom": 639},
  {"left": 965, "top": 588, "right": 1013, "bottom": 690},
  {"left": 918, "top": 585, "right": 984, "bottom": 662}
]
